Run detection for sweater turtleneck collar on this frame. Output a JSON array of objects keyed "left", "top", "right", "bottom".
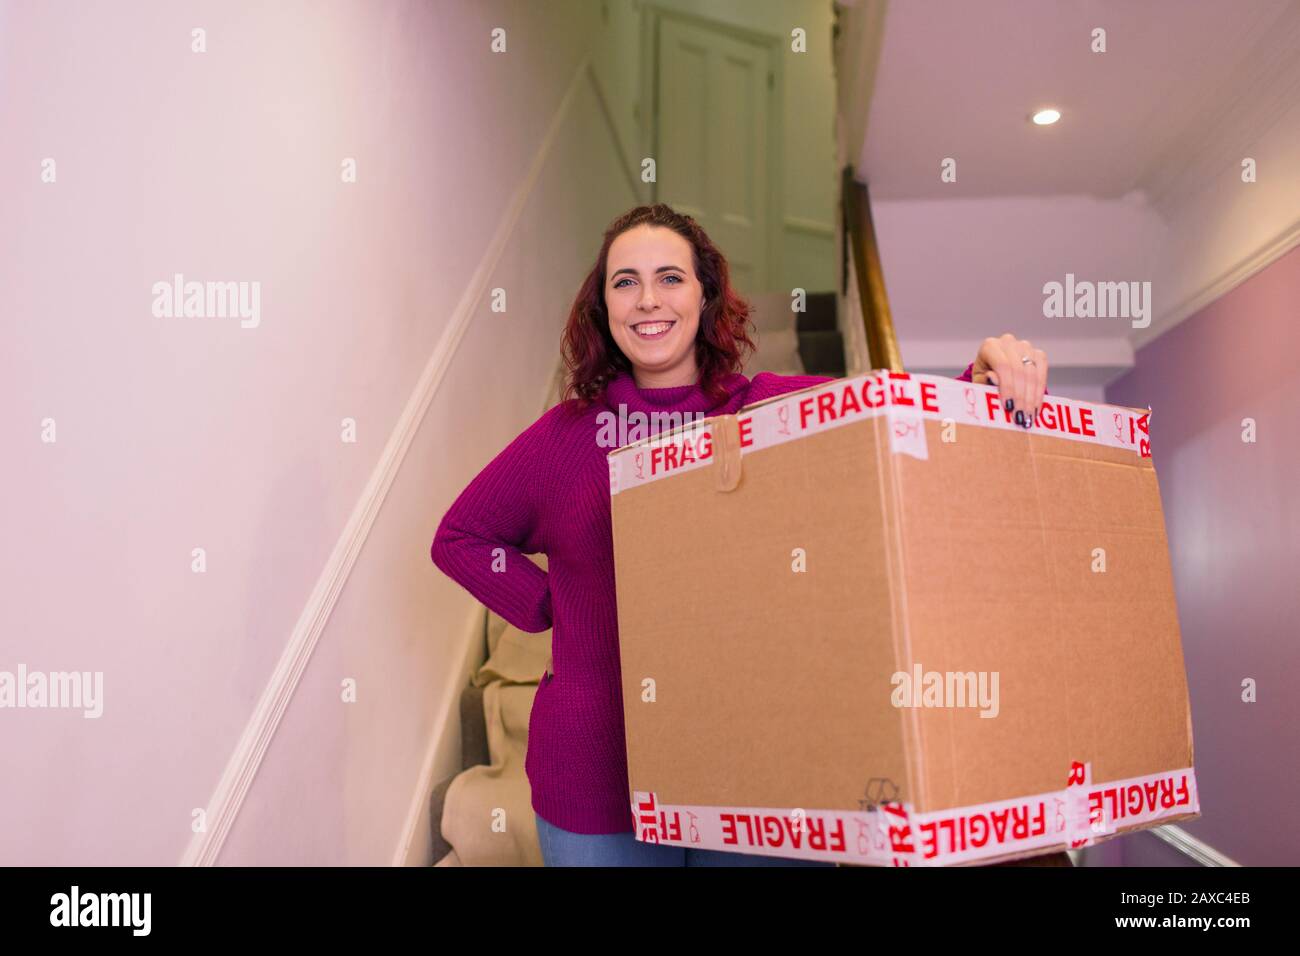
[{"left": 602, "top": 368, "right": 751, "bottom": 418}]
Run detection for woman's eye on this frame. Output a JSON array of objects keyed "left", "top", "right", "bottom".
[{"left": 614, "top": 274, "right": 681, "bottom": 288}]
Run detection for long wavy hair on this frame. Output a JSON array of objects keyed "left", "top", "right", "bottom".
[{"left": 560, "top": 204, "right": 756, "bottom": 407}]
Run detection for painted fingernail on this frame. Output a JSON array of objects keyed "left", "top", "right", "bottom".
[
  {"left": 1005, "top": 398, "right": 1014, "bottom": 412},
  {"left": 1015, "top": 410, "right": 1025, "bottom": 427}
]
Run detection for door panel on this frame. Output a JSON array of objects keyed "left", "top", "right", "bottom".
[{"left": 657, "top": 17, "right": 772, "bottom": 294}]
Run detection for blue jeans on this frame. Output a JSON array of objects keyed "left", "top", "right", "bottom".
[{"left": 535, "top": 812, "right": 837, "bottom": 867}]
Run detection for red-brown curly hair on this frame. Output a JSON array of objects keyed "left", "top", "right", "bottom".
[{"left": 560, "top": 204, "right": 756, "bottom": 407}]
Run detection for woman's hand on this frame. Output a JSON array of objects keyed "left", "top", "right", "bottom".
[{"left": 970, "top": 334, "right": 1049, "bottom": 429}]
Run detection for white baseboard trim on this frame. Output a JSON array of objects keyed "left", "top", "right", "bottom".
[
  {"left": 179, "top": 52, "right": 598, "bottom": 867},
  {"left": 1146, "top": 824, "right": 1241, "bottom": 867}
]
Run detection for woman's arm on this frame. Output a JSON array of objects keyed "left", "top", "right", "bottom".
[{"left": 430, "top": 406, "right": 559, "bottom": 633}]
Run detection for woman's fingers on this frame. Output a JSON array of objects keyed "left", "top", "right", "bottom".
[
  {"left": 989, "top": 335, "right": 1025, "bottom": 421},
  {"left": 975, "top": 334, "right": 1051, "bottom": 429},
  {"left": 1027, "top": 346, "right": 1048, "bottom": 419},
  {"left": 1012, "top": 337, "right": 1037, "bottom": 425},
  {"left": 988, "top": 334, "right": 1039, "bottom": 428},
  {"left": 987, "top": 335, "right": 1019, "bottom": 411}
]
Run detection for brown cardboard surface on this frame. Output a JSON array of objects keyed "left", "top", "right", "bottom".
[
  {"left": 610, "top": 372, "right": 1198, "bottom": 864},
  {"left": 614, "top": 420, "right": 911, "bottom": 813}
]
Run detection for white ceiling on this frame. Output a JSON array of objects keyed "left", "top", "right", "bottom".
[
  {"left": 835, "top": 0, "right": 1300, "bottom": 387},
  {"left": 860, "top": 0, "right": 1300, "bottom": 206}
]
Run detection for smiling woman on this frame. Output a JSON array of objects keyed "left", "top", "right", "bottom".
[
  {"left": 431, "top": 202, "right": 1053, "bottom": 867},
  {"left": 604, "top": 226, "right": 709, "bottom": 386},
  {"left": 560, "top": 205, "right": 759, "bottom": 404}
]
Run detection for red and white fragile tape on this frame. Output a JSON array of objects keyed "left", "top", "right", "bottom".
[
  {"left": 608, "top": 371, "right": 1153, "bottom": 496},
  {"left": 630, "top": 764, "right": 1198, "bottom": 866}
]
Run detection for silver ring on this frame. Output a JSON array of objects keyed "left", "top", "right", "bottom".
[{"left": 1021, "top": 356, "right": 1036, "bottom": 366}]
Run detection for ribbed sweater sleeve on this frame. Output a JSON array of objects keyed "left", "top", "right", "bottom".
[{"left": 430, "top": 405, "right": 558, "bottom": 633}]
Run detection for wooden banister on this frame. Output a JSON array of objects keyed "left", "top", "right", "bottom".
[{"left": 841, "top": 165, "right": 904, "bottom": 372}]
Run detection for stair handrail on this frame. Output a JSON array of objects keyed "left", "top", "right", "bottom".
[{"left": 841, "top": 165, "right": 904, "bottom": 372}]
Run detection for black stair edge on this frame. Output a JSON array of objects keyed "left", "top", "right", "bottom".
[
  {"left": 798, "top": 329, "right": 847, "bottom": 378},
  {"left": 798, "top": 291, "right": 839, "bottom": 333}
]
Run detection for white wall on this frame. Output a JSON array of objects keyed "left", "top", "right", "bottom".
[{"left": 0, "top": 0, "right": 635, "bottom": 865}]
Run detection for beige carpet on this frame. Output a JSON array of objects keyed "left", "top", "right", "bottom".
[{"left": 438, "top": 602, "right": 552, "bottom": 867}]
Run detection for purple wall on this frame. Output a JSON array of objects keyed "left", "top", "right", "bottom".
[{"left": 1106, "top": 244, "right": 1300, "bottom": 866}]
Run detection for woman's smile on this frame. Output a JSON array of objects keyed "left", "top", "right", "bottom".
[{"left": 631, "top": 319, "right": 675, "bottom": 340}]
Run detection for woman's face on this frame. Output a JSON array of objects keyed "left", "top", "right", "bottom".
[{"left": 604, "top": 224, "right": 705, "bottom": 388}]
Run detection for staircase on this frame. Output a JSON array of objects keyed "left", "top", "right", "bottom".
[{"left": 797, "top": 291, "right": 847, "bottom": 377}]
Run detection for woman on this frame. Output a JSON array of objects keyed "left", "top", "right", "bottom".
[{"left": 431, "top": 203, "right": 1050, "bottom": 866}]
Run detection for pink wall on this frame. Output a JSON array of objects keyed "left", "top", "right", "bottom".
[
  {"left": 0, "top": 0, "right": 605, "bottom": 864},
  {"left": 1106, "top": 244, "right": 1300, "bottom": 866}
]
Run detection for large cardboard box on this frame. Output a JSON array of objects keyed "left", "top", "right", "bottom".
[{"left": 607, "top": 370, "right": 1199, "bottom": 865}]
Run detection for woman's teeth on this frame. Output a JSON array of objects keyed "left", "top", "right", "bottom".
[{"left": 634, "top": 321, "right": 674, "bottom": 339}]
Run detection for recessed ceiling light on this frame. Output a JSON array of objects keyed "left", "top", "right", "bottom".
[{"left": 1032, "top": 108, "right": 1061, "bottom": 126}]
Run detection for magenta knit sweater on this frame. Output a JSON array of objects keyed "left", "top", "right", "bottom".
[{"left": 431, "top": 363, "right": 980, "bottom": 834}]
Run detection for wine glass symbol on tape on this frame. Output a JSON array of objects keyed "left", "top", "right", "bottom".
[
  {"left": 854, "top": 818, "right": 876, "bottom": 856},
  {"left": 893, "top": 418, "right": 921, "bottom": 439},
  {"left": 963, "top": 387, "right": 979, "bottom": 420},
  {"left": 634, "top": 451, "right": 645, "bottom": 479},
  {"left": 776, "top": 403, "right": 791, "bottom": 435}
]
